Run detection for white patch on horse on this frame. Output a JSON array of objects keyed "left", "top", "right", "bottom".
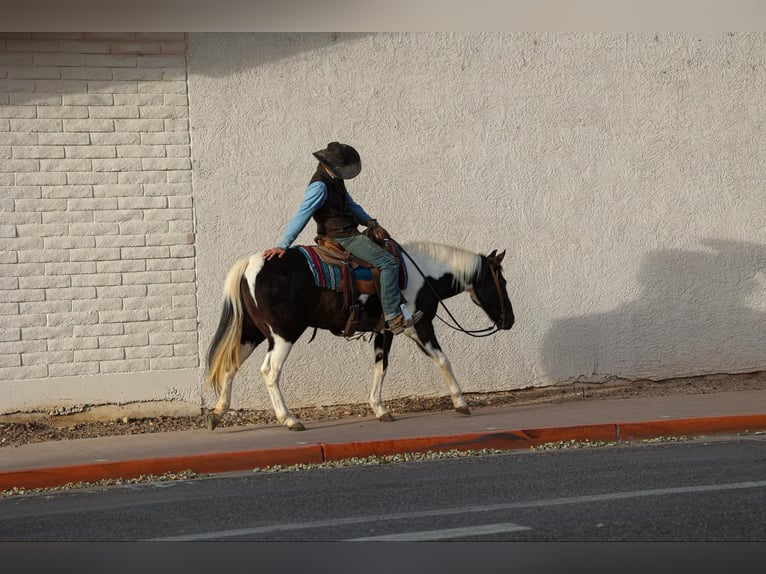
[
  {"left": 400, "top": 242, "right": 481, "bottom": 307},
  {"left": 245, "top": 254, "right": 266, "bottom": 307}
]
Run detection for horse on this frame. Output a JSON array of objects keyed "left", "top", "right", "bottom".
[{"left": 204, "top": 240, "right": 515, "bottom": 431}]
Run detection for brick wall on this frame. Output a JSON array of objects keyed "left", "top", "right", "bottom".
[{"left": 0, "top": 33, "right": 198, "bottom": 414}]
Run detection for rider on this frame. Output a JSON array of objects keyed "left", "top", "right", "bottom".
[{"left": 263, "top": 142, "right": 422, "bottom": 335}]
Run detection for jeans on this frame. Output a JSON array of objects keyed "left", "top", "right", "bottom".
[{"left": 336, "top": 234, "right": 401, "bottom": 320}]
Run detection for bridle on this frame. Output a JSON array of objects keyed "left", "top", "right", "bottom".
[{"left": 395, "top": 241, "right": 508, "bottom": 338}]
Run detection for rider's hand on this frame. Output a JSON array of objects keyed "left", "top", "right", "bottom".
[{"left": 263, "top": 247, "right": 286, "bottom": 260}]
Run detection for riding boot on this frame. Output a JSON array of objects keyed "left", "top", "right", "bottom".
[{"left": 385, "top": 310, "right": 423, "bottom": 335}]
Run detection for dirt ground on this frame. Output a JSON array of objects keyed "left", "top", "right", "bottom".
[{"left": 1, "top": 371, "right": 764, "bottom": 448}]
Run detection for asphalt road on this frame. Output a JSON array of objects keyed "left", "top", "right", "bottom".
[{"left": 2, "top": 435, "right": 766, "bottom": 542}]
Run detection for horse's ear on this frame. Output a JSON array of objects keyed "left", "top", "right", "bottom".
[
  {"left": 488, "top": 249, "right": 497, "bottom": 259},
  {"left": 495, "top": 250, "right": 506, "bottom": 264}
]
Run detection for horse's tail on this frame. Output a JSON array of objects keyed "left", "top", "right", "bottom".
[{"left": 206, "top": 257, "right": 251, "bottom": 396}]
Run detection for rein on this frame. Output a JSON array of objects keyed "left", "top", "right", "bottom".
[{"left": 394, "top": 240, "right": 505, "bottom": 338}]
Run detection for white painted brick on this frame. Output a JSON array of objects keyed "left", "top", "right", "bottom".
[
  {"left": 1, "top": 132, "right": 38, "bottom": 145},
  {"left": 0, "top": 145, "right": 12, "bottom": 159},
  {"left": 10, "top": 94, "right": 62, "bottom": 107},
  {"left": 59, "top": 41, "right": 110, "bottom": 54},
  {"left": 17, "top": 223, "right": 68, "bottom": 237},
  {"left": 13, "top": 146, "right": 65, "bottom": 159},
  {"left": 41, "top": 210, "right": 94, "bottom": 224},
  {"left": 149, "top": 306, "right": 195, "bottom": 320},
  {"left": 0, "top": 225, "right": 17, "bottom": 238},
  {"left": 0, "top": 288, "right": 45, "bottom": 303},
  {"left": 99, "top": 333, "right": 148, "bottom": 349},
  {"left": 100, "top": 359, "right": 149, "bottom": 374},
  {"left": 70, "top": 273, "right": 121, "bottom": 286},
  {"left": 151, "top": 356, "right": 197, "bottom": 370},
  {"left": 0, "top": 329, "right": 21, "bottom": 343},
  {"left": 87, "top": 80, "right": 137, "bottom": 94},
  {"left": 0, "top": 365, "right": 47, "bottom": 379},
  {"left": 145, "top": 232, "right": 191, "bottom": 246},
  {"left": 172, "top": 295, "right": 198, "bottom": 309},
  {"left": 162, "top": 69, "right": 187, "bottom": 81},
  {"left": 63, "top": 93, "right": 112, "bottom": 106},
  {"left": 0, "top": 105, "right": 36, "bottom": 118},
  {"left": 124, "top": 320, "right": 171, "bottom": 334},
  {"left": 118, "top": 171, "right": 167, "bottom": 184},
  {"left": 47, "top": 337, "right": 98, "bottom": 351},
  {"left": 75, "top": 348, "right": 124, "bottom": 362},
  {"left": 36, "top": 106, "right": 89, "bottom": 119},
  {"left": 90, "top": 132, "right": 140, "bottom": 145},
  {"left": 45, "top": 261, "right": 96, "bottom": 275},
  {"left": 72, "top": 298, "right": 122, "bottom": 312},
  {"left": 142, "top": 183, "right": 191, "bottom": 197},
  {"left": 167, "top": 196, "right": 192, "bottom": 209},
  {"left": 149, "top": 331, "right": 195, "bottom": 346},
  {"left": 164, "top": 94, "right": 188, "bottom": 106},
  {"left": 0, "top": 158, "right": 39, "bottom": 172},
  {"left": 164, "top": 118, "right": 189, "bottom": 132},
  {"left": 7, "top": 66, "right": 61, "bottom": 80},
  {"left": 0, "top": 53, "right": 34, "bottom": 66},
  {"left": 122, "top": 271, "right": 170, "bottom": 285},
  {"left": 49, "top": 362, "right": 99, "bottom": 377},
  {"left": 61, "top": 67, "right": 113, "bottom": 81},
  {"left": 0, "top": 251, "right": 18, "bottom": 263},
  {"left": 15, "top": 198, "right": 65, "bottom": 211},
  {"left": 63, "top": 119, "right": 114, "bottom": 133},
  {"left": 3, "top": 314, "right": 46, "bottom": 328},
  {"left": 173, "top": 343, "right": 197, "bottom": 357},
  {"left": 17, "top": 249, "right": 68, "bottom": 263},
  {"left": 18, "top": 275, "right": 70, "bottom": 289},
  {"left": 135, "top": 33, "right": 185, "bottom": 41},
  {"left": 138, "top": 81, "right": 186, "bottom": 94},
  {"left": 92, "top": 158, "right": 142, "bottom": 171},
  {"left": 66, "top": 145, "right": 116, "bottom": 159},
  {"left": 95, "top": 234, "right": 144, "bottom": 248},
  {"left": 40, "top": 158, "right": 92, "bottom": 171},
  {"left": 67, "top": 172, "right": 117, "bottom": 185},
  {"left": 165, "top": 145, "right": 190, "bottom": 158},
  {"left": 140, "top": 106, "right": 188, "bottom": 119},
  {"left": 124, "top": 295, "right": 170, "bottom": 311},
  {"left": 170, "top": 245, "right": 195, "bottom": 258},
  {"left": 0, "top": 121, "right": 8, "bottom": 133},
  {"left": 23, "top": 350, "right": 73, "bottom": 366},
  {"left": 125, "top": 345, "right": 173, "bottom": 359},
  {"left": 167, "top": 171, "right": 192, "bottom": 183},
  {"left": 137, "top": 55, "right": 185, "bottom": 68},
  {"left": 83, "top": 33, "right": 135, "bottom": 41},
  {"left": 69, "top": 247, "right": 120, "bottom": 261},
  {"left": 114, "top": 119, "right": 164, "bottom": 132},
  {"left": 1, "top": 212, "right": 41, "bottom": 225},
  {"left": 38, "top": 132, "right": 89, "bottom": 145},
  {"left": 74, "top": 323, "right": 122, "bottom": 337},
  {"left": 114, "top": 94, "right": 163, "bottom": 106},
  {"left": 22, "top": 325, "right": 72, "bottom": 340},
  {"left": 68, "top": 197, "right": 117, "bottom": 210},
  {"left": 86, "top": 55, "right": 137, "bottom": 68},
  {"left": 117, "top": 196, "right": 166, "bottom": 209},
  {"left": 97, "top": 259, "right": 144, "bottom": 273},
  {"left": 0, "top": 277, "right": 17, "bottom": 289},
  {"left": 116, "top": 145, "right": 165, "bottom": 158},
  {"left": 141, "top": 132, "right": 188, "bottom": 145},
  {"left": 19, "top": 300, "right": 71, "bottom": 314},
  {"left": 46, "top": 287, "right": 96, "bottom": 301},
  {"left": 94, "top": 209, "right": 142, "bottom": 222},
  {"left": 89, "top": 106, "right": 139, "bottom": 119},
  {"left": 143, "top": 208, "right": 192, "bottom": 221},
  {"left": 42, "top": 237, "right": 93, "bottom": 251},
  {"left": 16, "top": 172, "right": 66, "bottom": 185},
  {"left": 10, "top": 119, "right": 62, "bottom": 132},
  {"left": 111, "top": 42, "right": 162, "bottom": 55},
  {"left": 119, "top": 220, "right": 167, "bottom": 234},
  {"left": 172, "top": 319, "right": 197, "bottom": 332},
  {"left": 1, "top": 184, "right": 41, "bottom": 197},
  {"left": 113, "top": 68, "right": 162, "bottom": 81},
  {"left": 0, "top": 79, "right": 35, "bottom": 92},
  {"left": 34, "top": 53, "right": 86, "bottom": 67},
  {"left": 121, "top": 245, "right": 169, "bottom": 259},
  {"left": 47, "top": 311, "right": 99, "bottom": 327},
  {"left": 69, "top": 222, "right": 119, "bottom": 236},
  {"left": 36, "top": 80, "right": 88, "bottom": 93},
  {"left": 146, "top": 285, "right": 195, "bottom": 299},
  {"left": 98, "top": 284, "right": 146, "bottom": 298},
  {"left": 93, "top": 184, "right": 142, "bottom": 197},
  {"left": 0, "top": 237, "right": 43, "bottom": 252},
  {"left": 99, "top": 309, "right": 148, "bottom": 323},
  {"left": 0, "top": 354, "right": 20, "bottom": 367},
  {"left": 142, "top": 157, "right": 191, "bottom": 171}
]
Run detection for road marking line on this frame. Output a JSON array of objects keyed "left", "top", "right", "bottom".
[
  {"left": 147, "top": 479, "right": 766, "bottom": 541},
  {"left": 344, "top": 522, "right": 531, "bottom": 541}
]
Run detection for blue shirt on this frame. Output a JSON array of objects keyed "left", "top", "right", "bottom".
[{"left": 278, "top": 181, "right": 373, "bottom": 249}]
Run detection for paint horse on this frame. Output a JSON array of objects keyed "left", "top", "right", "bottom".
[{"left": 205, "top": 241, "right": 515, "bottom": 431}]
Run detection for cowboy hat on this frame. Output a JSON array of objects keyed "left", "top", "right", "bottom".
[{"left": 312, "top": 142, "right": 361, "bottom": 179}]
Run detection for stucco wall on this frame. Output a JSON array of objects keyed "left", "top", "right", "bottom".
[
  {"left": 2, "top": 32, "right": 765, "bottom": 417},
  {"left": 190, "top": 32, "right": 766, "bottom": 412},
  {"left": 0, "top": 33, "right": 199, "bottom": 416}
]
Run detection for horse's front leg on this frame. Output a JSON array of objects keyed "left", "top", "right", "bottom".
[
  {"left": 406, "top": 321, "right": 471, "bottom": 415},
  {"left": 370, "top": 331, "right": 395, "bottom": 421},
  {"left": 260, "top": 334, "right": 305, "bottom": 431}
]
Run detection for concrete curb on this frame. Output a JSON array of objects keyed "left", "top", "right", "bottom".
[{"left": 2, "top": 413, "right": 766, "bottom": 492}]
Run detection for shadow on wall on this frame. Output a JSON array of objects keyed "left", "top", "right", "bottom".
[
  {"left": 188, "top": 32, "right": 373, "bottom": 77},
  {"left": 542, "top": 239, "right": 766, "bottom": 383}
]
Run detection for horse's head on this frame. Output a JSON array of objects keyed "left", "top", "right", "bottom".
[{"left": 469, "top": 249, "right": 515, "bottom": 330}]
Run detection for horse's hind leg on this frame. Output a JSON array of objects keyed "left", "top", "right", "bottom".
[
  {"left": 261, "top": 334, "right": 304, "bottom": 431},
  {"left": 206, "top": 342, "right": 257, "bottom": 430},
  {"left": 370, "top": 331, "right": 395, "bottom": 421},
  {"left": 406, "top": 322, "right": 471, "bottom": 415}
]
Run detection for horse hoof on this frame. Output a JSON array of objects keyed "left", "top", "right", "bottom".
[
  {"left": 287, "top": 421, "right": 305, "bottom": 431},
  {"left": 206, "top": 412, "right": 221, "bottom": 431},
  {"left": 378, "top": 412, "right": 396, "bottom": 422},
  {"left": 455, "top": 406, "right": 471, "bottom": 416}
]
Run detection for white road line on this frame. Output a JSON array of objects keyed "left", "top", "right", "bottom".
[
  {"left": 345, "top": 522, "right": 531, "bottom": 541},
  {"left": 146, "top": 479, "right": 766, "bottom": 541}
]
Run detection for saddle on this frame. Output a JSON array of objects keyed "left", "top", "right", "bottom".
[{"left": 298, "top": 234, "right": 407, "bottom": 337}]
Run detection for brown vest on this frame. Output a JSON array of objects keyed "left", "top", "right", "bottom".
[{"left": 310, "top": 166, "right": 362, "bottom": 239}]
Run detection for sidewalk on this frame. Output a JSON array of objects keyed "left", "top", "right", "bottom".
[{"left": 2, "top": 389, "right": 766, "bottom": 492}]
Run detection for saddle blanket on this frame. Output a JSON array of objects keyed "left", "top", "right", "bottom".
[{"left": 296, "top": 244, "right": 407, "bottom": 293}]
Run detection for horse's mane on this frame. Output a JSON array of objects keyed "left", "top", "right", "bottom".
[{"left": 401, "top": 241, "right": 482, "bottom": 287}]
